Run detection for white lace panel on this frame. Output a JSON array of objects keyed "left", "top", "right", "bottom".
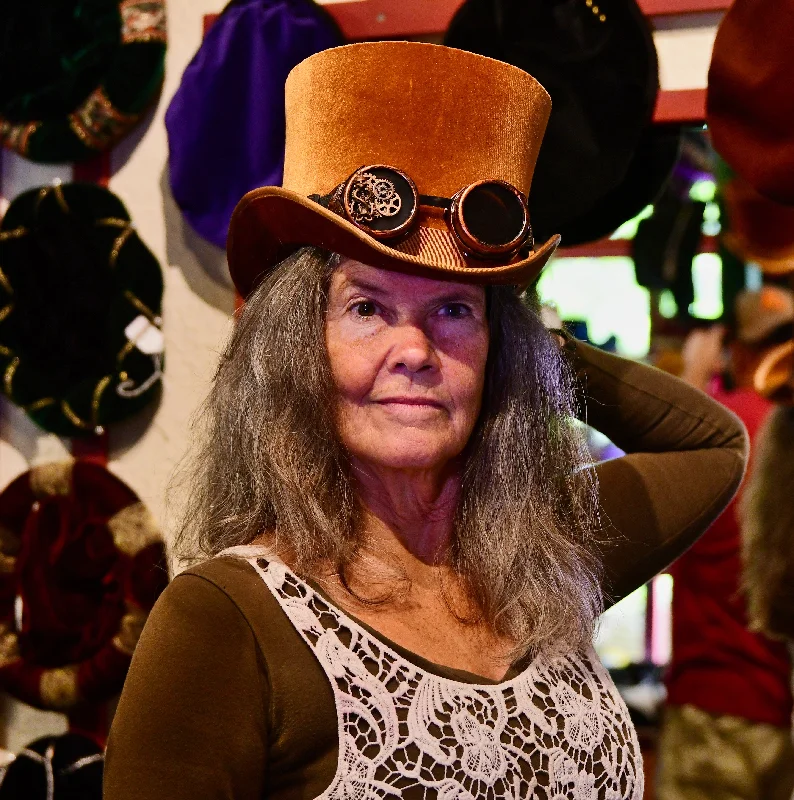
[{"left": 247, "top": 555, "right": 644, "bottom": 800}]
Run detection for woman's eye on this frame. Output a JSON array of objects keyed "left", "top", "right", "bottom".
[
  {"left": 352, "top": 301, "right": 378, "bottom": 317},
  {"left": 439, "top": 303, "right": 470, "bottom": 319}
]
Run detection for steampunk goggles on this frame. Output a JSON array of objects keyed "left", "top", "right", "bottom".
[{"left": 318, "top": 164, "right": 534, "bottom": 261}]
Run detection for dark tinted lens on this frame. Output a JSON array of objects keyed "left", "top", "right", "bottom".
[
  {"left": 461, "top": 183, "right": 526, "bottom": 245},
  {"left": 346, "top": 167, "right": 417, "bottom": 234}
]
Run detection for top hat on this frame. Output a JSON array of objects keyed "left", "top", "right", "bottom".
[
  {"left": 707, "top": 0, "right": 794, "bottom": 207},
  {"left": 227, "top": 41, "right": 561, "bottom": 298},
  {"left": 444, "top": 0, "right": 660, "bottom": 245},
  {"left": 166, "top": 0, "right": 343, "bottom": 249},
  {"left": 0, "top": 0, "right": 167, "bottom": 163}
]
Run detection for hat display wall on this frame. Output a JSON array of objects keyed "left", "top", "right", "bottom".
[
  {"left": 707, "top": 0, "right": 794, "bottom": 206},
  {"left": 0, "top": 734, "right": 103, "bottom": 799},
  {"left": 0, "top": 0, "right": 167, "bottom": 163},
  {"left": 165, "top": 0, "right": 343, "bottom": 249},
  {"left": 0, "top": 461, "right": 168, "bottom": 711},
  {"left": 0, "top": 183, "right": 164, "bottom": 438},
  {"left": 228, "top": 41, "right": 561, "bottom": 299},
  {"left": 444, "top": 0, "right": 663, "bottom": 245}
]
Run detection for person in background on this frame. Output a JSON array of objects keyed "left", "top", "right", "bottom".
[{"left": 657, "top": 287, "right": 794, "bottom": 800}]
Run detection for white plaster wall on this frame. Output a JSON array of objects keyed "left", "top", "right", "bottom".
[{"left": 0, "top": 0, "right": 720, "bottom": 754}]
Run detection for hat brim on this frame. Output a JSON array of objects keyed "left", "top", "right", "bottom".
[
  {"left": 227, "top": 187, "right": 561, "bottom": 298},
  {"left": 754, "top": 340, "right": 794, "bottom": 402}
]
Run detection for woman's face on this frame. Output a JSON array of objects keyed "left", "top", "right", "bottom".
[{"left": 325, "top": 259, "right": 489, "bottom": 474}]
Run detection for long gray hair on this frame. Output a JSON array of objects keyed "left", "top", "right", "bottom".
[{"left": 174, "top": 247, "right": 603, "bottom": 655}]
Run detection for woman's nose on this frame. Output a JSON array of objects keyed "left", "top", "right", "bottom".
[{"left": 388, "top": 324, "right": 437, "bottom": 374}]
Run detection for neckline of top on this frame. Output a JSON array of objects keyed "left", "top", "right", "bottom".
[{"left": 222, "top": 546, "right": 552, "bottom": 690}]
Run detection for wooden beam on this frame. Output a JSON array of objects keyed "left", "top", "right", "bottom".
[
  {"left": 653, "top": 88, "right": 707, "bottom": 124},
  {"left": 557, "top": 235, "right": 718, "bottom": 259},
  {"left": 639, "top": 0, "right": 730, "bottom": 13}
]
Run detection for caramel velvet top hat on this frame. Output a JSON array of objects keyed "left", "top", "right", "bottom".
[{"left": 227, "top": 41, "right": 560, "bottom": 298}]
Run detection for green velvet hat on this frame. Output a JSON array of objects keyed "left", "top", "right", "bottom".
[
  {"left": 0, "top": 183, "right": 164, "bottom": 437},
  {"left": 0, "top": 0, "right": 167, "bottom": 163}
]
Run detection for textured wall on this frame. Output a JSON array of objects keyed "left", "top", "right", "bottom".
[{"left": 0, "top": 0, "right": 718, "bottom": 754}]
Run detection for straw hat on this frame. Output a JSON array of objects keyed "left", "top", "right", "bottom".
[{"left": 227, "top": 41, "right": 561, "bottom": 298}]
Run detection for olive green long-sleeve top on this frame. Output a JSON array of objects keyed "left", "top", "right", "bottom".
[{"left": 103, "top": 342, "right": 748, "bottom": 799}]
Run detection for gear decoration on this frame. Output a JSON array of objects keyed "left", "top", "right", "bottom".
[
  {"left": 0, "top": 461, "right": 168, "bottom": 712},
  {"left": 0, "top": 182, "right": 164, "bottom": 437},
  {"left": 349, "top": 172, "right": 402, "bottom": 223},
  {"left": 0, "top": 0, "right": 167, "bottom": 163}
]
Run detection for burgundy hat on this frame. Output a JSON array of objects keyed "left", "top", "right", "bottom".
[
  {"left": 708, "top": 0, "right": 794, "bottom": 206},
  {"left": 0, "top": 460, "right": 168, "bottom": 711}
]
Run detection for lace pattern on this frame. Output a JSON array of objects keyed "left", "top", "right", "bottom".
[{"left": 244, "top": 553, "right": 644, "bottom": 800}]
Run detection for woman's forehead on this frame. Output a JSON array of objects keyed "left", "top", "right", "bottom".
[{"left": 330, "top": 259, "right": 486, "bottom": 303}]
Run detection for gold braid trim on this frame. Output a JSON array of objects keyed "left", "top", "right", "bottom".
[
  {"left": 39, "top": 665, "right": 80, "bottom": 710},
  {"left": 0, "top": 303, "right": 14, "bottom": 324},
  {"left": 0, "top": 227, "right": 28, "bottom": 242},
  {"left": 61, "top": 400, "right": 97, "bottom": 432},
  {"left": 112, "top": 603, "right": 149, "bottom": 656},
  {"left": 52, "top": 184, "right": 70, "bottom": 214},
  {"left": 3, "top": 356, "right": 19, "bottom": 397},
  {"left": 23, "top": 397, "right": 56, "bottom": 413},
  {"left": 0, "top": 624, "right": 20, "bottom": 669},
  {"left": 30, "top": 461, "right": 73, "bottom": 498},
  {"left": 107, "top": 502, "right": 162, "bottom": 556},
  {"left": 124, "top": 290, "right": 161, "bottom": 325},
  {"left": 110, "top": 226, "right": 135, "bottom": 268},
  {"left": 0, "top": 266, "right": 13, "bottom": 295},
  {"left": 116, "top": 338, "right": 137, "bottom": 368}
]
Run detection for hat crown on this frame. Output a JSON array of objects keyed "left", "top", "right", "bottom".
[{"left": 282, "top": 42, "right": 551, "bottom": 199}]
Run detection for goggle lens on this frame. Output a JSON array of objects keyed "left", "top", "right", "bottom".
[
  {"left": 343, "top": 166, "right": 418, "bottom": 238},
  {"left": 460, "top": 182, "right": 528, "bottom": 248}
]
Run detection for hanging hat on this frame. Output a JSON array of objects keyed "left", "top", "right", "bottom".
[
  {"left": 707, "top": 0, "right": 794, "bottom": 206},
  {"left": 166, "top": 0, "right": 343, "bottom": 249},
  {"left": 0, "top": 183, "right": 164, "bottom": 437},
  {"left": 735, "top": 287, "right": 794, "bottom": 345},
  {"left": 0, "top": 1, "right": 166, "bottom": 163},
  {"left": 228, "top": 41, "right": 562, "bottom": 298},
  {"left": 444, "top": 0, "right": 660, "bottom": 245},
  {"left": 0, "top": 460, "right": 168, "bottom": 711},
  {"left": 721, "top": 175, "right": 794, "bottom": 276},
  {"left": 754, "top": 340, "right": 794, "bottom": 405},
  {"left": 0, "top": 734, "right": 103, "bottom": 799}
]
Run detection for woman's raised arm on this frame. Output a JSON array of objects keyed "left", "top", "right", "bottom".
[{"left": 568, "top": 340, "right": 749, "bottom": 607}]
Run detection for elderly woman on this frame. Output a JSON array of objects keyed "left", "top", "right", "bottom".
[{"left": 104, "top": 43, "right": 746, "bottom": 799}]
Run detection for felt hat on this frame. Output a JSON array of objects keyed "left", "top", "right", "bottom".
[
  {"left": 0, "top": 460, "right": 168, "bottom": 711},
  {"left": 735, "top": 287, "right": 794, "bottom": 345},
  {"left": 0, "top": 0, "right": 167, "bottom": 163},
  {"left": 166, "top": 0, "right": 343, "bottom": 249},
  {"left": 707, "top": 0, "right": 794, "bottom": 206},
  {"left": 444, "top": 0, "right": 661, "bottom": 245},
  {"left": 721, "top": 175, "right": 794, "bottom": 276},
  {"left": 0, "top": 734, "right": 103, "bottom": 799},
  {"left": 754, "top": 340, "right": 794, "bottom": 404},
  {"left": 227, "top": 41, "right": 561, "bottom": 298},
  {"left": 0, "top": 182, "right": 164, "bottom": 437}
]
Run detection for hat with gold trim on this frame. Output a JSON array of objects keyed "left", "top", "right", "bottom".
[
  {"left": 0, "top": 460, "right": 168, "bottom": 711},
  {"left": 0, "top": 182, "right": 164, "bottom": 437},
  {"left": 0, "top": 0, "right": 166, "bottom": 163}
]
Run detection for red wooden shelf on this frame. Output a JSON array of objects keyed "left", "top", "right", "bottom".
[{"left": 557, "top": 234, "right": 718, "bottom": 259}]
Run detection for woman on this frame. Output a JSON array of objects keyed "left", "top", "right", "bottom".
[{"left": 104, "top": 42, "right": 747, "bottom": 798}]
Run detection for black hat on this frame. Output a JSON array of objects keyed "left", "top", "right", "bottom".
[
  {"left": 0, "top": 1, "right": 167, "bottom": 163},
  {"left": 0, "top": 183, "right": 164, "bottom": 437},
  {"left": 0, "top": 734, "right": 103, "bottom": 799},
  {"left": 444, "top": 0, "right": 661, "bottom": 245}
]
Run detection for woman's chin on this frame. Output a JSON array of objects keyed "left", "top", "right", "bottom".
[{"left": 354, "top": 437, "right": 462, "bottom": 473}]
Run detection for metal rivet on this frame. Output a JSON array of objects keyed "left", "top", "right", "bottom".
[
  {"left": 592, "top": 4, "right": 599, "bottom": 12},
  {"left": 586, "top": 0, "right": 593, "bottom": 5},
  {"left": 376, "top": 12, "right": 386, "bottom": 22},
  {"left": 599, "top": 13, "right": 606, "bottom": 20}
]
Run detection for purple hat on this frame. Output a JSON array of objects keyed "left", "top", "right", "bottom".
[{"left": 165, "top": 0, "right": 343, "bottom": 248}]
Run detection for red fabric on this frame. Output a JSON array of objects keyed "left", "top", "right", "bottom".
[{"left": 665, "top": 386, "right": 793, "bottom": 727}]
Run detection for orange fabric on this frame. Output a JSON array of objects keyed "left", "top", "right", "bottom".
[{"left": 227, "top": 42, "right": 560, "bottom": 298}]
